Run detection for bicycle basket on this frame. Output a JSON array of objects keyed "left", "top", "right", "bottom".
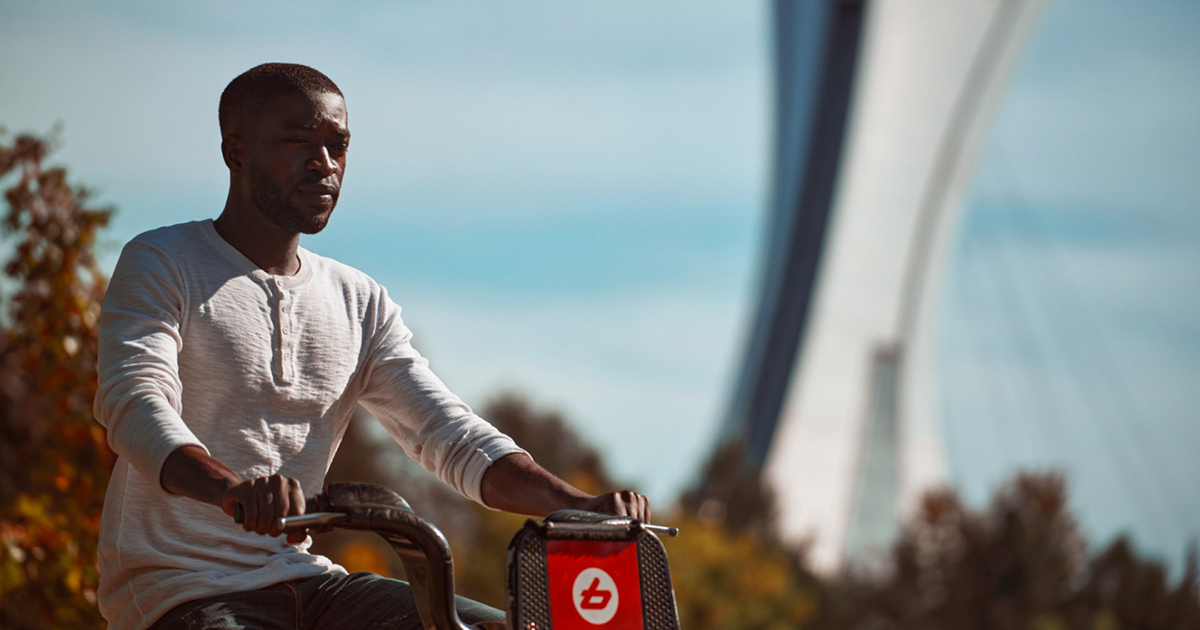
[{"left": 505, "top": 510, "right": 680, "bottom": 630}]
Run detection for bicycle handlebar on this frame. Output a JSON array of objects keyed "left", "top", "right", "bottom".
[
  {"left": 541, "top": 518, "right": 679, "bottom": 538},
  {"left": 234, "top": 503, "right": 677, "bottom": 538},
  {"left": 231, "top": 483, "right": 677, "bottom": 630},
  {"left": 232, "top": 501, "right": 346, "bottom": 530}
]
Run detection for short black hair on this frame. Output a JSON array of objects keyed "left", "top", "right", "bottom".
[{"left": 219, "top": 63, "right": 343, "bottom": 136}]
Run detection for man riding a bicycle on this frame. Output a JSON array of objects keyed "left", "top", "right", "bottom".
[{"left": 94, "top": 63, "right": 651, "bottom": 630}]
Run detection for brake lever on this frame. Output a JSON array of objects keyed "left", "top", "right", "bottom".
[{"left": 645, "top": 524, "right": 680, "bottom": 538}]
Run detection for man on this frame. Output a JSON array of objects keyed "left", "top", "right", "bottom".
[{"left": 94, "top": 63, "right": 650, "bottom": 630}]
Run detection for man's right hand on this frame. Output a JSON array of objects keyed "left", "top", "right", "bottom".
[
  {"left": 222, "top": 474, "right": 308, "bottom": 543},
  {"left": 161, "top": 445, "right": 309, "bottom": 544}
]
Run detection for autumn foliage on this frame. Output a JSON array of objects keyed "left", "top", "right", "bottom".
[
  {"left": 798, "top": 472, "right": 1200, "bottom": 630},
  {"left": 0, "top": 130, "right": 115, "bottom": 629}
]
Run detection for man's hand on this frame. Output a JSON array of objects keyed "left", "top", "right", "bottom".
[
  {"left": 161, "top": 445, "right": 309, "bottom": 543},
  {"left": 481, "top": 453, "right": 653, "bottom": 523},
  {"left": 576, "top": 490, "right": 651, "bottom": 524},
  {"left": 222, "top": 474, "right": 308, "bottom": 544}
]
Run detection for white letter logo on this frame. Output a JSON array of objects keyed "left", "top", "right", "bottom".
[{"left": 572, "top": 567, "right": 619, "bottom": 624}]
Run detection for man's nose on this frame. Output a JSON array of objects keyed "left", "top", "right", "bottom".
[{"left": 308, "top": 147, "right": 338, "bottom": 177}]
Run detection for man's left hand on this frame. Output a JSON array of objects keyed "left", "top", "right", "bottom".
[{"left": 576, "top": 490, "right": 651, "bottom": 524}]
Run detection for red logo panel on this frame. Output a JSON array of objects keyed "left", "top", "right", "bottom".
[{"left": 546, "top": 540, "right": 643, "bottom": 629}]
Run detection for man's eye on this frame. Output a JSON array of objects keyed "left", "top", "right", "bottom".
[{"left": 286, "top": 137, "right": 308, "bottom": 144}]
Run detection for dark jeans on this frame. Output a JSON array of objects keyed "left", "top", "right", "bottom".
[{"left": 149, "top": 571, "right": 504, "bottom": 630}]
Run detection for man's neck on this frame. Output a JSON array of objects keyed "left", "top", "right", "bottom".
[{"left": 213, "top": 201, "right": 302, "bottom": 277}]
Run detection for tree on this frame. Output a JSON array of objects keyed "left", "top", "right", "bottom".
[
  {"left": 680, "top": 438, "right": 778, "bottom": 539},
  {"left": 674, "top": 438, "right": 822, "bottom": 629},
  {"left": 0, "top": 129, "right": 115, "bottom": 629},
  {"left": 809, "top": 473, "right": 1200, "bottom": 630}
]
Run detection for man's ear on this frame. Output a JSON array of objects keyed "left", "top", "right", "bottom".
[{"left": 221, "top": 133, "right": 244, "bottom": 171}]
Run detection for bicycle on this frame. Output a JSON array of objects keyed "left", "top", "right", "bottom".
[{"left": 240, "top": 482, "right": 681, "bottom": 630}]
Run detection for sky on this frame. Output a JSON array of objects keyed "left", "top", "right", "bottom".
[
  {"left": 0, "top": 0, "right": 769, "bottom": 505},
  {"left": 1, "top": 0, "right": 1197, "bottom": 568}
]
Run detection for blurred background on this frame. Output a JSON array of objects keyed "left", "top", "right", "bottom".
[{"left": 1, "top": 0, "right": 1197, "bottom": 628}]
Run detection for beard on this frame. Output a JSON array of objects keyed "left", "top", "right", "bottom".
[{"left": 249, "top": 165, "right": 336, "bottom": 235}]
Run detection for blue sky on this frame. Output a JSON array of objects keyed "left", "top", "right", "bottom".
[
  {"left": 0, "top": 0, "right": 769, "bottom": 505},
  {"left": 2, "top": 0, "right": 1197, "bottom": 567}
]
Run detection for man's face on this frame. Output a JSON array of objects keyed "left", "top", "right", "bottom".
[{"left": 240, "top": 91, "right": 350, "bottom": 234}]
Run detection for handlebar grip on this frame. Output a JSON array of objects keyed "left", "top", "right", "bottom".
[{"left": 232, "top": 498, "right": 319, "bottom": 527}]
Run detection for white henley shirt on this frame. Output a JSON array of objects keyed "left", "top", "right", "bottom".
[{"left": 93, "top": 220, "right": 525, "bottom": 630}]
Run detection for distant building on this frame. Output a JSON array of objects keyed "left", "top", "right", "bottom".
[{"left": 720, "top": 0, "right": 1046, "bottom": 571}]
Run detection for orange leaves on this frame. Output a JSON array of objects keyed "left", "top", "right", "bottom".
[
  {"left": 666, "top": 513, "right": 819, "bottom": 630},
  {"left": 0, "top": 128, "right": 114, "bottom": 628},
  {"left": 337, "top": 540, "right": 392, "bottom": 576}
]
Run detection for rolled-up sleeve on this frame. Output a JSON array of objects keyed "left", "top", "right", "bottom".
[
  {"left": 94, "top": 239, "right": 207, "bottom": 488},
  {"left": 357, "top": 287, "right": 525, "bottom": 506}
]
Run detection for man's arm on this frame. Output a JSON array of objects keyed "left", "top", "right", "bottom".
[
  {"left": 160, "top": 445, "right": 309, "bottom": 543},
  {"left": 357, "top": 287, "right": 650, "bottom": 520},
  {"left": 480, "top": 452, "right": 651, "bottom": 523}
]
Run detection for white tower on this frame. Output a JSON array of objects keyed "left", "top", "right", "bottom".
[{"left": 722, "top": 0, "right": 1047, "bottom": 571}]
